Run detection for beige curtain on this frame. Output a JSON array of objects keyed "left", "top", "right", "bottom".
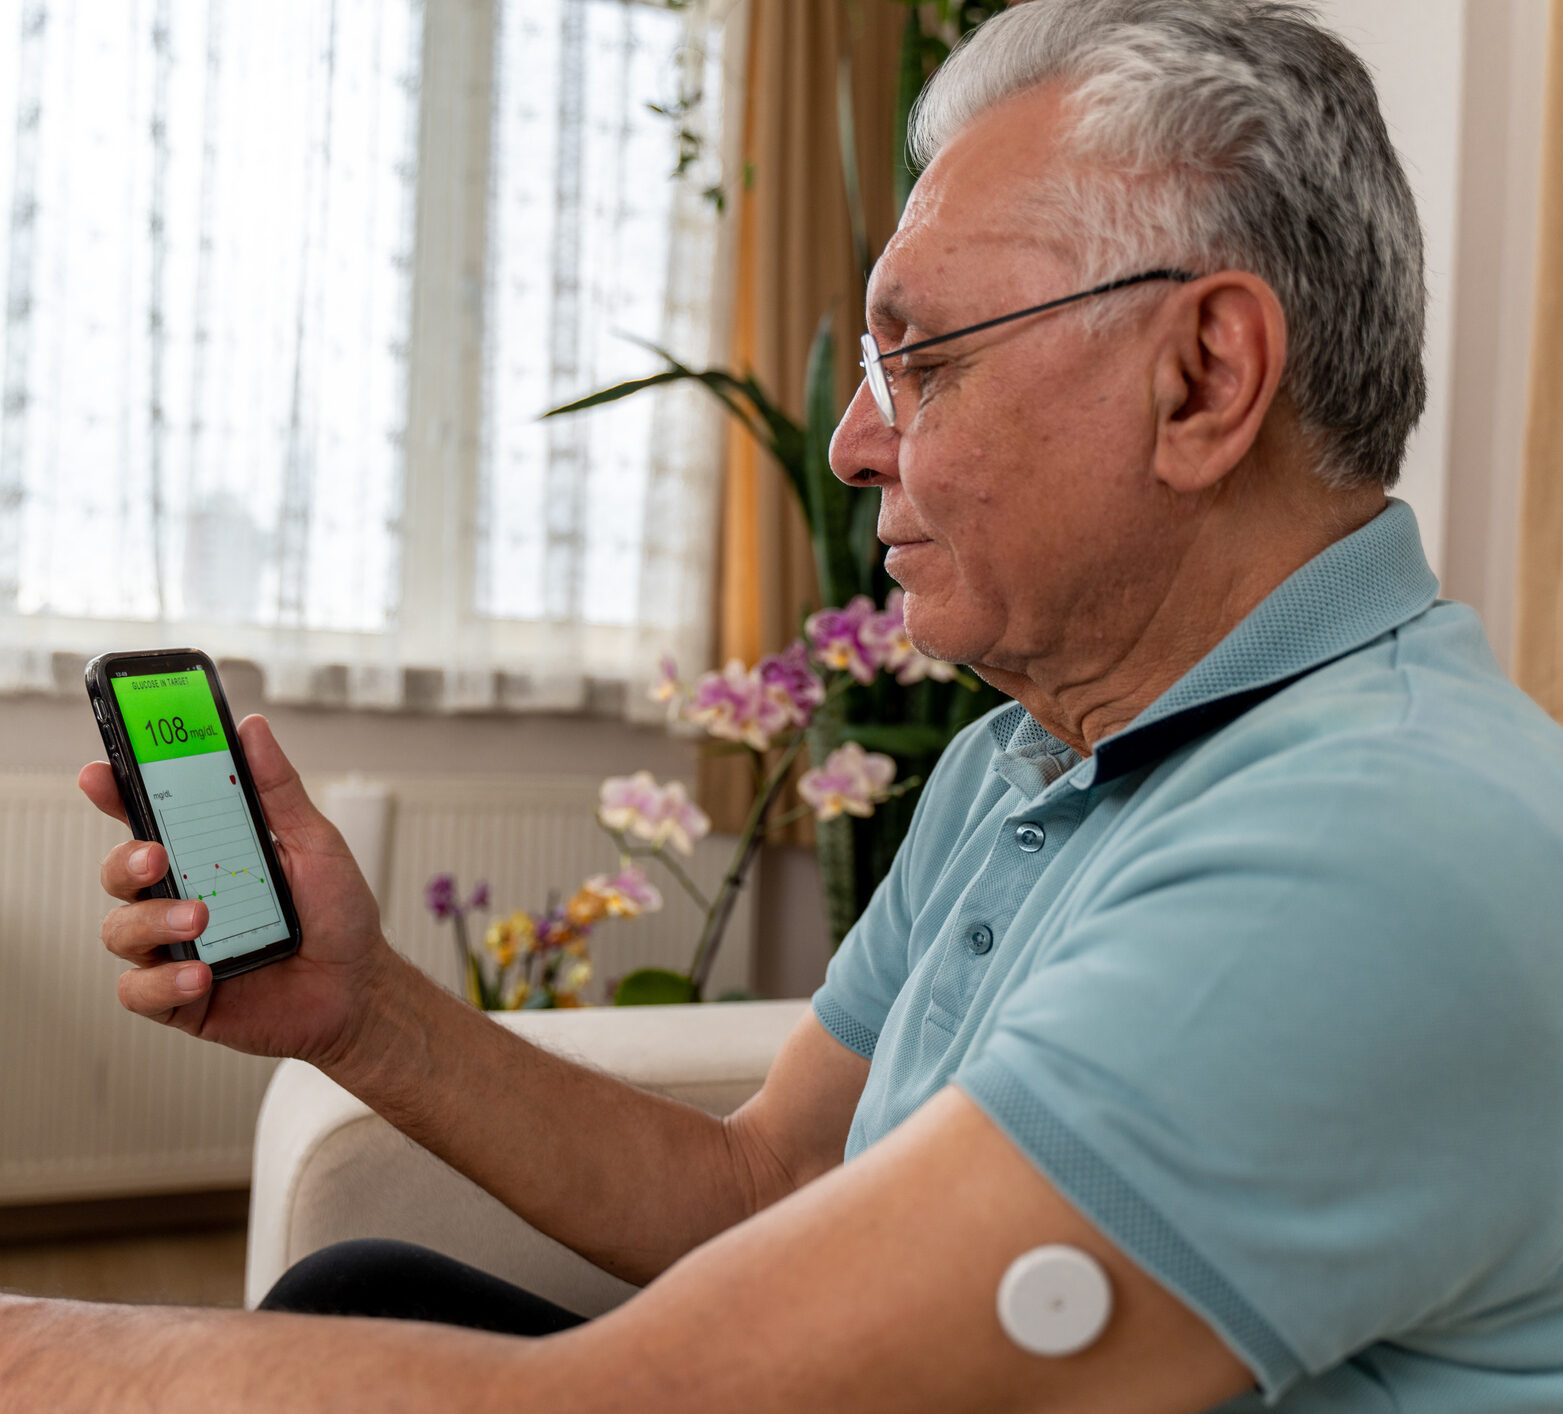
[
  {"left": 702, "top": 0, "right": 905, "bottom": 835},
  {"left": 1516, "top": 0, "right": 1563, "bottom": 716}
]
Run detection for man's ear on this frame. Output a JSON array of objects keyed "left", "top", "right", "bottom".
[{"left": 1149, "top": 272, "right": 1286, "bottom": 494}]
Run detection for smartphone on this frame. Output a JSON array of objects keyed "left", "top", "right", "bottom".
[{"left": 84, "top": 648, "right": 302, "bottom": 979}]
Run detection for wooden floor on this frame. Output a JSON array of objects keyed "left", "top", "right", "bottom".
[{"left": 0, "top": 1226, "right": 247, "bottom": 1307}]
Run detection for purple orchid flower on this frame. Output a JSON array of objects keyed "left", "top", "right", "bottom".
[
  {"left": 425, "top": 873, "right": 458, "bottom": 921},
  {"left": 685, "top": 658, "right": 791, "bottom": 751},
  {"left": 758, "top": 639, "right": 826, "bottom": 729},
  {"left": 805, "top": 596, "right": 880, "bottom": 684}
]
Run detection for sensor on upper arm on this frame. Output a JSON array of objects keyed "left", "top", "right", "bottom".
[{"left": 996, "top": 1245, "right": 1113, "bottom": 1356}]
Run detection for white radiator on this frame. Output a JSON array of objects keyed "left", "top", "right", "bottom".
[{"left": 0, "top": 772, "right": 753, "bottom": 1206}]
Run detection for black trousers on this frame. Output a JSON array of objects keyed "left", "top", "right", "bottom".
[{"left": 259, "top": 1239, "right": 591, "bottom": 1337}]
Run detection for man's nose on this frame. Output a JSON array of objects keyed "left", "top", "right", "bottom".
[{"left": 828, "top": 377, "right": 899, "bottom": 488}]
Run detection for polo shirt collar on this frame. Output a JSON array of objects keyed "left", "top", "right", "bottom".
[{"left": 987, "top": 498, "right": 1440, "bottom": 791}]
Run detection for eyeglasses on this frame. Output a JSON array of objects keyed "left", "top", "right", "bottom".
[{"left": 857, "top": 268, "right": 1196, "bottom": 429}]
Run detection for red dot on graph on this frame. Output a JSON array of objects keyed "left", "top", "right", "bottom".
[{"left": 229, "top": 775, "right": 236, "bottom": 785}]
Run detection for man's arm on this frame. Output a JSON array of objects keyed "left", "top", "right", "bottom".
[
  {"left": 82, "top": 717, "right": 868, "bottom": 1287},
  {"left": 323, "top": 967, "right": 869, "bottom": 1284},
  {"left": 0, "top": 1085, "right": 1253, "bottom": 1413}
]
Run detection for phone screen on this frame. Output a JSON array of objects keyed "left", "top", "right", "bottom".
[{"left": 109, "top": 667, "right": 292, "bottom": 966}]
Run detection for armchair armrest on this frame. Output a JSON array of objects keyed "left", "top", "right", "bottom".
[{"left": 244, "top": 999, "right": 810, "bottom": 1314}]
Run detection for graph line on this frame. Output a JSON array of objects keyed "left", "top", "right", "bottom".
[{"left": 185, "top": 862, "right": 266, "bottom": 902}]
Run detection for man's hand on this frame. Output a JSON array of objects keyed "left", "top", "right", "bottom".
[{"left": 78, "top": 714, "right": 392, "bottom": 1067}]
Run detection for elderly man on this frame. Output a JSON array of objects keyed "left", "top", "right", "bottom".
[{"left": 6, "top": 0, "right": 1562, "bottom": 1408}]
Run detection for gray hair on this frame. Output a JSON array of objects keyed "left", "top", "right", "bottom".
[{"left": 908, "top": 0, "right": 1426, "bottom": 490}]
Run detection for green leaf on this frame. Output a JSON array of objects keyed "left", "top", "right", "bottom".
[
  {"left": 836, "top": 52, "right": 871, "bottom": 286},
  {"left": 840, "top": 722, "right": 953, "bottom": 757},
  {"left": 609, "top": 337, "right": 769, "bottom": 440},
  {"left": 848, "top": 487, "right": 881, "bottom": 583},
  {"left": 612, "top": 337, "right": 805, "bottom": 473},
  {"left": 802, "top": 313, "right": 862, "bottom": 606},
  {"left": 613, "top": 967, "right": 699, "bottom": 1006},
  {"left": 892, "top": 7, "right": 924, "bottom": 218},
  {"left": 539, "top": 369, "right": 694, "bottom": 419}
]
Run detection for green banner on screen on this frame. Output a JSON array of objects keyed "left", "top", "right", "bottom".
[{"left": 110, "top": 671, "right": 228, "bottom": 765}]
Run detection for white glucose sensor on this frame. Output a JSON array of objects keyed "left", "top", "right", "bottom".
[{"left": 996, "top": 1245, "right": 1113, "bottom": 1357}]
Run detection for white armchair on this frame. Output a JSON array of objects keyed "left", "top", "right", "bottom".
[{"left": 244, "top": 999, "right": 810, "bottom": 1314}]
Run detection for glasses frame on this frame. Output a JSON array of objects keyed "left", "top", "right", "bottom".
[{"left": 858, "top": 268, "right": 1196, "bottom": 429}]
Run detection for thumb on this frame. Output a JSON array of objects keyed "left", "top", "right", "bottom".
[{"left": 236, "top": 715, "right": 328, "bottom": 843}]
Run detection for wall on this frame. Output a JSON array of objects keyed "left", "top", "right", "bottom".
[
  {"left": 1444, "top": 0, "right": 1550, "bottom": 673},
  {"left": 1314, "top": 0, "right": 1547, "bottom": 670},
  {"left": 1314, "top": 0, "right": 1466, "bottom": 583}
]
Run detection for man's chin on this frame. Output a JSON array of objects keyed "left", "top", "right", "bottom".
[{"left": 899, "top": 590, "right": 981, "bottom": 671}]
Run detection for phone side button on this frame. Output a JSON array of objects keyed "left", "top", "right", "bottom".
[{"left": 93, "top": 698, "right": 107, "bottom": 723}]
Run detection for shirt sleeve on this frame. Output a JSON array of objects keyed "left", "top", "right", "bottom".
[
  {"left": 813, "top": 709, "right": 1012, "bottom": 1060},
  {"left": 953, "top": 732, "right": 1563, "bottom": 1401}
]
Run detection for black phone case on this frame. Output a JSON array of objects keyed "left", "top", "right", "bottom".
[{"left": 84, "top": 648, "right": 302, "bottom": 979}]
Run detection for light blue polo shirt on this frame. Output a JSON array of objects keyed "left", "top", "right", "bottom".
[{"left": 813, "top": 500, "right": 1563, "bottom": 1411}]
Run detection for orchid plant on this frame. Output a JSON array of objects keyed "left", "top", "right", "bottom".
[
  {"left": 602, "top": 588, "right": 965, "bottom": 1004},
  {"left": 425, "top": 867, "right": 660, "bottom": 1010}
]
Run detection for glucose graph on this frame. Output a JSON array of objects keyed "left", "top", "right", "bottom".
[{"left": 156, "top": 782, "right": 281, "bottom": 947}]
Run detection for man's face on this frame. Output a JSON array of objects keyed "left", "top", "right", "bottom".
[{"left": 830, "top": 86, "right": 1187, "bottom": 685}]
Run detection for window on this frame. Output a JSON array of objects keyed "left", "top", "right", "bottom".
[{"left": 0, "top": 0, "right": 731, "bottom": 711}]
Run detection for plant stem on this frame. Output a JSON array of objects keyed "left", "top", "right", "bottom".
[
  {"left": 648, "top": 845, "right": 713, "bottom": 914},
  {"left": 596, "top": 820, "right": 712, "bottom": 912},
  {"left": 451, "top": 913, "right": 475, "bottom": 1007},
  {"left": 764, "top": 803, "right": 816, "bottom": 833},
  {"left": 686, "top": 730, "right": 807, "bottom": 998}
]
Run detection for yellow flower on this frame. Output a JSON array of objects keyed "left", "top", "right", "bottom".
[
  {"left": 508, "top": 911, "right": 537, "bottom": 954},
  {"left": 501, "top": 977, "right": 531, "bottom": 1010},
  {"left": 483, "top": 920, "right": 517, "bottom": 970},
  {"left": 483, "top": 911, "right": 535, "bottom": 969},
  {"left": 560, "top": 959, "right": 593, "bottom": 995}
]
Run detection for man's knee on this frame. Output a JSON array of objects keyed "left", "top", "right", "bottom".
[{"left": 259, "top": 1238, "right": 589, "bottom": 1338}]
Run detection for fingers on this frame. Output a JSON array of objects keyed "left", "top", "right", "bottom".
[
  {"left": 116, "top": 958, "right": 212, "bottom": 1021},
  {"left": 101, "top": 894, "right": 209, "bottom": 964},
  {"left": 100, "top": 837, "right": 169, "bottom": 902},
  {"left": 237, "top": 715, "right": 327, "bottom": 840},
  {"left": 78, "top": 761, "right": 129, "bottom": 826}
]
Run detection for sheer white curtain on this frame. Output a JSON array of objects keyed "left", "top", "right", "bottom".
[
  {"left": 0, "top": 0, "right": 420, "bottom": 688},
  {"left": 0, "top": 0, "right": 733, "bottom": 713},
  {"left": 468, "top": 0, "right": 730, "bottom": 713}
]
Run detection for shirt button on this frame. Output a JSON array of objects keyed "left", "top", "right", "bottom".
[
  {"left": 967, "top": 924, "right": 994, "bottom": 955},
  {"left": 1014, "top": 822, "right": 1045, "bottom": 853}
]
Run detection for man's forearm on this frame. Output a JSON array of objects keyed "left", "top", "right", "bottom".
[
  {"left": 0, "top": 1294, "right": 543, "bottom": 1413},
  {"left": 315, "top": 950, "right": 756, "bottom": 1286}
]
